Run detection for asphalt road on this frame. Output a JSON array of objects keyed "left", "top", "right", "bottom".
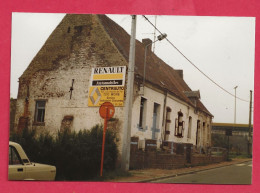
[{"left": 151, "top": 161, "right": 252, "bottom": 184}]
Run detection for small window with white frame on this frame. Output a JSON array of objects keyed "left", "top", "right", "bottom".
[{"left": 34, "top": 100, "right": 46, "bottom": 124}]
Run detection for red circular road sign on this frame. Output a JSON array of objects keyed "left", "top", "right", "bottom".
[{"left": 99, "top": 102, "right": 115, "bottom": 119}]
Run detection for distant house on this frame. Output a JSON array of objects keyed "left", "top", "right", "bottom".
[
  {"left": 211, "top": 123, "right": 253, "bottom": 154},
  {"left": 14, "top": 14, "right": 213, "bottom": 156}
]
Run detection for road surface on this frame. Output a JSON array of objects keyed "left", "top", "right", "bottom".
[{"left": 151, "top": 161, "right": 252, "bottom": 184}]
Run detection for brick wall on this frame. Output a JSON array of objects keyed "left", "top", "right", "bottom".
[
  {"left": 130, "top": 138, "right": 226, "bottom": 170},
  {"left": 130, "top": 150, "right": 226, "bottom": 170}
]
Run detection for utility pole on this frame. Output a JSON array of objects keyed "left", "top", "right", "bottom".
[
  {"left": 121, "top": 15, "right": 137, "bottom": 171},
  {"left": 234, "top": 86, "right": 238, "bottom": 125},
  {"left": 228, "top": 86, "right": 237, "bottom": 161},
  {"left": 248, "top": 90, "right": 253, "bottom": 157}
]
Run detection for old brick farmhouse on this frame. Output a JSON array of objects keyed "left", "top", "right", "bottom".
[{"left": 14, "top": 14, "right": 213, "bottom": 158}]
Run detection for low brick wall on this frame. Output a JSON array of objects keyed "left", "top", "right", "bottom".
[
  {"left": 130, "top": 150, "right": 188, "bottom": 169},
  {"left": 130, "top": 150, "right": 226, "bottom": 170},
  {"left": 130, "top": 138, "right": 227, "bottom": 170},
  {"left": 150, "top": 154, "right": 186, "bottom": 169},
  {"left": 191, "top": 154, "right": 224, "bottom": 165}
]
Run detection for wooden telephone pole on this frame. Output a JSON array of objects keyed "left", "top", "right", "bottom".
[{"left": 248, "top": 90, "right": 253, "bottom": 157}]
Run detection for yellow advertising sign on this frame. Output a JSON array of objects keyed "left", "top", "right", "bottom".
[
  {"left": 88, "top": 66, "right": 126, "bottom": 107},
  {"left": 88, "top": 86, "right": 125, "bottom": 107}
]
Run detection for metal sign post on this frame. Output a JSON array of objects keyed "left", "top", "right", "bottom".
[{"left": 99, "top": 102, "right": 115, "bottom": 176}]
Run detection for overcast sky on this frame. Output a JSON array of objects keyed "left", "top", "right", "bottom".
[{"left": 11, "top": 13, "right": 255, "bottom": 124}]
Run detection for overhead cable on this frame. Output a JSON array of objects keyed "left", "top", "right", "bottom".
[{"left": 142, "top": 15, "right": 250, "bottom": 103}]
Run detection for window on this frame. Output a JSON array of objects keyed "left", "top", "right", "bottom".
[
  {"left": 9, "top": 146, "right": 22, "bottom": 165},
  {"left": 34, "top": 100, "right": 46, "bottom": 123},
  {"left": 153, "top": 103, "right": 160, "bottom": 129},
  {"left": 139, "top": 97, "right": 147, "bottom": 129},
  {"left": 187, "top": 116, "right": 192, "bottom": 139},
  {"left": 175, "top": 110, "right": 184, "bottom": 137}
]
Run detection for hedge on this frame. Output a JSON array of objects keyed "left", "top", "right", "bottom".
[{"left": 9, "top": 125, "right": 118, "bottom": 181}]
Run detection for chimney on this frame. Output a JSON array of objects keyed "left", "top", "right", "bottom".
[
  {"left": 184, "top": 90, "right": 201, "bottom": 107},
  {"left": 142, "top": 38, "right": 153, "bottom": 51},
  {"left": 176, "top": 69, "right": 183, "bottom": 79}
]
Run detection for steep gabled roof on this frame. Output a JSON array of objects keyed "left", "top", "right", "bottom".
[
  {"left": 20, "top": 14, "right": 212, "bottom": 117},
  {"left": 98, "top": 15, "right": 212, "bottom": 116}
]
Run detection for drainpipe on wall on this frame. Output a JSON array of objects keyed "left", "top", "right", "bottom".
[{"left": 161, "top": 89, "right": 168, "bottom": 145}]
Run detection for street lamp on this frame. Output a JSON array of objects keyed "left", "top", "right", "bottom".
[
  {"left": 142, "top": 33, "right": 167, "bottom": 93},
  {"left": 227, "top": 85, "right": 238, "bottom": 161}
]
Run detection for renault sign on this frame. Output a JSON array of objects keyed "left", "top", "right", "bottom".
[{"left": 88, "top": 66, "right": 126, "bottom": 107}]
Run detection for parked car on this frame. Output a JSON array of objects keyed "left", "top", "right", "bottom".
[{"left": 8, "top": 141, "right": 56, "bottom": 180}]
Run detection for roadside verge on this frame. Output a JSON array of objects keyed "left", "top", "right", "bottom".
[{"left": 109, "top": 158, "right": 252, "bottom": 183}]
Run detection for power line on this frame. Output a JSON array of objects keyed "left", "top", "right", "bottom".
[{"left": 142, "top": 15, "right": 250, "bottom": 103}]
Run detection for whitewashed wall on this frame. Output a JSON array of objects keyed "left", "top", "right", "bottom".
[
  {"left": 15, "top": 65, "right": 126, "bottom": 133},
  {"left": 131, "top": 85, "right": 212, "bottom": 148}
]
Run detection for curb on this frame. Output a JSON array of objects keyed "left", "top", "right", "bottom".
[{"left": 135, "top": 159, "right": 252, "bottom": 183}]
